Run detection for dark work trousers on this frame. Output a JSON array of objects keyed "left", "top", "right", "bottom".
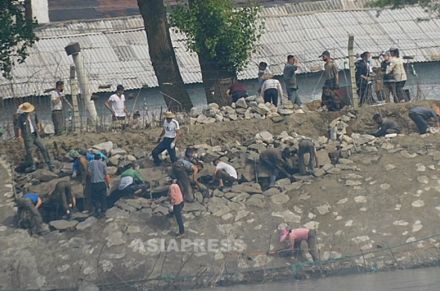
[
  {"left": 90, "top": 182, "right": 107, "bottom": 216},
  {"left": 24, "top": 133, "right": 52, "bottom": 168},
  {"left": 52, "top": 110, "right": 64, "bottom": 135},
  {"left": 298, "top": 140, "right": 316, "bottom": 175},
  {"left": 286, "top": 87, "right": 301, "bottom": 105},
  {"left": 215, "top": 169, "right": 237, "bottom": 185},
  {"left": 152, "top": 137, "right": 177, "bottom": 166},
  {"left": 172, "top": 162, "right": 194, "bottom": 202},
  {"left": 409, "top": 112, "right": 429, "bottom": 134},
  {"left": 293, "top": 230, "right": 318, "bottom": 262},
  {"left": 231, "top": 91, "right": 248, "bottom": 102},
  {"left": 395, "top": 81, "right": 407, "bottom": 102},
  {"left": 383, "top": 82, "right": 397, "bottom": 103},
  {"left": 260, "top": 157, "right": 283, "bottom": 187},
  {"left": 324, "top": 78, "right": 337, "bottom": 89},
  {"left": 49, "top": 181, "right": 73, "bottom": 217},
  {"left": 173, "top": 202, "right": 185, "bottom": 235},
  {"left": 263, "top": 88, "right": 278, "bottom": 105}
]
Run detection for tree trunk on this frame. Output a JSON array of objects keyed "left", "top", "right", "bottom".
[
  {"left": 24, "top": 0, "right": 33, "bottom": 22},
  {"left": 137, "top": 0, "right": 193, "bottom": 112},
  {"left": 198, "top": 55, "right": 236, "bottom": 106}
]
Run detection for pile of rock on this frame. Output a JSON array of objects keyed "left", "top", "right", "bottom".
[{"left": 189, "top": 96, "right": 305, "bottom": 125}]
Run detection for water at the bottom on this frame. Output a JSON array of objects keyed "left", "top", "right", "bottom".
[{"left": 200, "top": 267, "right": 440, "bottom": 291}]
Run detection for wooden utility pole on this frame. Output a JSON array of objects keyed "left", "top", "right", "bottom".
[
  {"left": 348, "top": 34, "right": 358, "bottom": 108},
  {"left": 69, "top": 66, "right": 81, "bottom": 132}
]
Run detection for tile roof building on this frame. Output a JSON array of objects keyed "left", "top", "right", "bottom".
[{"left": 2, "top": 1, "right": 440, "bottom": 99}]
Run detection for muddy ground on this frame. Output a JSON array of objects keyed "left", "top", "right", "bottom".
[{"left": 0, "top": 101, "right": 440, "bottom": 290}]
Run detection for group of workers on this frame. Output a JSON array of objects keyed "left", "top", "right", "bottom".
[{"left": 12, "top": 79, "right": 440, "bottom": 261}]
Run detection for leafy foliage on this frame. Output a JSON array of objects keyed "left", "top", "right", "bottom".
[
  {"left": 170, "top": 0, "right": 264, "bottom": 76},
  {"left": 0, "top": 0, "right": 38, "bottom": 79},
  {"left": 369, "top": 0, "right": 440, "bottom": 12}
]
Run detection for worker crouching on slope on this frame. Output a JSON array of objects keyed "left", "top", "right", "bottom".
[
  {"left": 278, "top": 227, "right": 318, "bottom": 262},
  {"left": 260, "top": 148, "right": 295, "bottom": 187}
]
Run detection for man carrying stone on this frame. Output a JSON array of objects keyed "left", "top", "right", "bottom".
[
  {"left": 409, "top": 106, "right": 440, "bottom": 134},
  {"left": 51, "top": 80, "right": 70, "bottom": 135},
  {"left": 259, "top": 148, "right": 294, "bottom": 187},
  {"left": 171, "top": 158, "right": 203, "bottom": 202},
  {"left": 105, "top": 84, "right": 129, "bottom": 129},
  {"left": 371, "top": 113, "right": 401, "bottom": 137},
  {"left": 16, "top": 102, "right": 54, "bottom": 173},
  {"left": 152, "top": 111, "right": 180, "bottom": 166},
  {"left": 213, "top": 159, "right": 238, "bottom": 189},
  {"left": 297, "top": 139, "right": 319, "bottom": 175},
  {"left": 283, "top": 55, "right": 301, "bottom": 106},
  {"left": 88, "top": 153, "right": 109, "bottom": 217}
]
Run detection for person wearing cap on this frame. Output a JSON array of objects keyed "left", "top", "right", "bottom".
[
  {"left": 355, "top": 52, "right": 371, "bottom": 105},
  {"left": 105, "top": 84, "right": 129, "bottom": 129},
  {"left": 213, "top": 159, "right": 238, "bottom": 189},
  {"left": 381, "top": 51, "right": 397, "bottom": 103},
  {"left": 152, "top": 111, "right": 180, "bottom": 166},
  {"left": 88, "top": 153, "right": 109, "bottom": 217},
  {"left": 387, "top": 48, "right": 408, "bottom": 102},
  {"left": 16, "top": 102, "right": 54, "bottom": 173},
  {"left": 297, "top": 139, "right": 319, "bottom": 175},
  {"left": 168, "top": 180, "right": 185, "bottom": 238},
  {"left": 283, "top": 55, "right": 302, "bottom": 106},
  {"left": 408, "top": 106, "right": 440, "bottom": 134},
  {"left": 51, "top": 80, "right": 71, "bottom": 135},
  {"left": 320, "top": 50, "right": 339, "bottom": 89},
  {"left": 278, "top": 227, "right": 318, "bottom": 261},
  {"left": 371, "top": 114, "right": 400, "bottom": 137},
  {"left": 259, "top": 148, "right": 295, "bottom": 187},
  {"left": 260, "top": 72, "right": 283, "bottom": 106},
  {"left": 171, "top": 158, "right": 203, "bottom": 202}
]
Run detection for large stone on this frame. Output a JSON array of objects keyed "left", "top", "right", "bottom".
[
  {"left": 111, "top": 148, "right": 127, "bottom": 155},
  {"left": 271, "top": 193, "right": 290, "bottom": 205},
  {"left": 93, "top": 141, "right": 113, "bottom": 153},
  {"left": 32, "top": 169, "right": 58, "bottom": 182},
  {"left": 255, "top": 131, "right": 273, "bottom": 144},
  {"left": 49, "top": 220, "right": 78, "bottom": 231},
  {"left": 190, "top": 107, "right": 204, "bottom": 118},
  {"left": 231, "top": 183, "right": 262, "bottom": 194},
  {"left": 76, "top": 217, "right": 97, "bottom": 231},
  {"left": 316, "top": 204, "right": 331, "bottom": 215},
  {"left": 263, "top": 187, "right": 280, "bottom": 196},
  {"left": 247, "top": 195, "right": 266, "bottom": 208},
  {"left": 236, "top": 98, "right": 248, "bottom": 109},
  {"left": 277, "top": 108, "right": 294, "bottom": 115},
  {"left": 185, "top": 202, "right": 206, "bottom": 212},
  {"left": 272, "top": 210, "right": 301, "bottom": 223}
]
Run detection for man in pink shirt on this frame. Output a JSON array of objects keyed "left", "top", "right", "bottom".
[
  {"left": 279, "top": 227, "right": 318, "bottom": 261},
  {"left": 169, "top": 180, "right": 184, "bottom": 238}
]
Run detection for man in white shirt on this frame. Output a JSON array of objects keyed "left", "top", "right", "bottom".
[
  {"left": 260, "top": 73, "right": 283, "bottom": 106},
  {"left": 51, "top": 81, "right": 67, "bottom": 135},
  {"left": 152, "top": 111, "right": 180, "bottom": 166},
  {"left": 105, "top": 85, "right": 129, "bottom": 129},
  {"left": 213, "top": 159, "right": 238, "bottom": 189}
]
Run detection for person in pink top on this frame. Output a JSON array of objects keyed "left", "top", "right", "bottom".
[
  {"left": 169, "top": 180, "right": 184, "bottom": 238},
  {"left": 279, "top": 227, "right": 318, "bottom": 261}
]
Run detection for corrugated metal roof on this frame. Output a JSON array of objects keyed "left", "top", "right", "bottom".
[{"left": 2, "top": 4, "right": 440, "bottom": 99}]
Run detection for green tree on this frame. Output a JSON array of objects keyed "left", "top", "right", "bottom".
[
  {"left": 171, "top": 0, "right": 264, "bottom": 104},
  {"left": 137, "top": 0, "right": 193, "bottom": 111},
  {"left": 0, "top": 0, "right": 38, "bottom": 79},
  {"left": 369, "top": 0, "right": 439, "bottom": 12}
]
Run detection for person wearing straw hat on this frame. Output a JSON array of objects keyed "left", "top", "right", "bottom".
[
  {"left": 16, "top": 102, "right": 54, "bottom": 173},
  {"left": 277, "top": 227, "right": 318, "bottom": 261},
  {"left": 152, "top": 111, "right": 180, "bottom": 166}
]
